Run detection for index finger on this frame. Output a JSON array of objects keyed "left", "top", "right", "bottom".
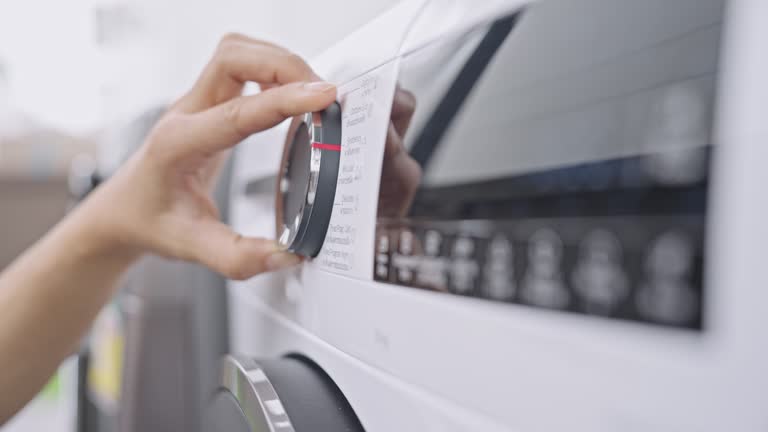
[
  {"left": 175, "top": 36, "right": 318, "bottom": 112},
  {"left": 171, "top": 81, "right": 337, "bottom": 155}
]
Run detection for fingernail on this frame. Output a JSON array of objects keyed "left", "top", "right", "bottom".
[
  {"left": 303, "top": 81, "right": 335, "bottom": 93},
  {"left": 265, "top": 252, "right": 302, "bottom": 271}
]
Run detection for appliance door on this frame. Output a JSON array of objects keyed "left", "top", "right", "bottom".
[{"left": 205, "top": 355, "right": 365, "bottom": 432}]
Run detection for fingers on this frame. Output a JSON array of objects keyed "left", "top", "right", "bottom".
[
  {"left": 174, "top": 81, "right": 336, "bottom": 155},
  {"left": 215, "top": 32, "right": 283, "bottom": 50},
  {"left": 384, "top": 87, "right": 416, "bottom": 160},
  {"left": 391, "top": 87, "right": 417, "bottom": 137},
  {"left": 187, "top": 220, "right": 301, "bottom": 280},
  {"left": 381, "top": 121, "right": 423, "bottom": 217},
  {"left": 176, "top": 34, "right": 319, "bottom": 112},
  {"left": 384, "top": 122, "right": 406, "bottom": 159}
]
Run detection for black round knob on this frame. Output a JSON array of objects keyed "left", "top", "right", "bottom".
[{"left": 275, "top": 102, "right": 343, "bottom": 257}]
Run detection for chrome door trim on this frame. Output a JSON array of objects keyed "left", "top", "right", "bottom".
[{"left": 219, "top": 355, "right": 296, "bottom": 432}]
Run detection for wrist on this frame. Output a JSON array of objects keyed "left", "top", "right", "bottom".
[{"left": 63, "top": 181, "right": 144, "bottom": 264}]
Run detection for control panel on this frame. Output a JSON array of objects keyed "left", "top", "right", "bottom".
[{"left": 375, "top": 216, "right": 704, "bottom": 328}]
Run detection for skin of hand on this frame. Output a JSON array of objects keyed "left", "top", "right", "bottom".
[
  {"left": 0, "top": 33, "right": 336, "bottom": 423},
  {"left": 377, "top": 86, "right": 422, "bottom": 218}
]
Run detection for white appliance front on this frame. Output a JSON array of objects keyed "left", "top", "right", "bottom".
[{"left": 226, "top": 0, "right": 768, "bottom": 430}]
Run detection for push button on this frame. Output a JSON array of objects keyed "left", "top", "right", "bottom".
[
  {"left": 449, "top": 236, "right": 480, "bottom": 296},
  {"left": 519, "top": 228, "right": 570, "bottom": 310},
  {"left": 416, "top": 230, "right": 449, "bottom": 289},
  {"left": 483, "top": 235, "right": 516, "bottom": 301},
  {"left": 572, "top": 229, "right": 629, "bottom": 315},
  {"left": 636, "top": 230, "right": 699, "bottom": 326}
]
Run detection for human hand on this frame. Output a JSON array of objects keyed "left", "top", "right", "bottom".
[
  {"left": 378, "top": 86, "right": 422, "bottom": 218},
  {"left": 79, "top": 34, "right": 336, "bottom": 279}
]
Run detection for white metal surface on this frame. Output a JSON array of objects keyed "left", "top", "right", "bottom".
[{"left": 228, "top": 0, "right": 768, "bottom": 430}]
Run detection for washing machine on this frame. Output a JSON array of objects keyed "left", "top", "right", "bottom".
[{"left": 214, "top": 0, "right": 768, "bottom": 430}]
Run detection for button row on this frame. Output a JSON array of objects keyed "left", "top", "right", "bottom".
[{"left": 373, "top": 218, "right": 704, "bottom": 329}]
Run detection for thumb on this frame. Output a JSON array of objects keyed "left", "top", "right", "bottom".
[{"left": 186, "top": 220, "right": 302, "bottom": 280}]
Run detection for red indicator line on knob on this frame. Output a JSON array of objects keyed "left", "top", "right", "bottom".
[{"left": 312, "top": 142, "right": 341, "bottom": 151}]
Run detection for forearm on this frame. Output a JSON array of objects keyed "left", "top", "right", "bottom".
[{"left": 0, "top": 199, "right": 139, "bottom": 423}]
